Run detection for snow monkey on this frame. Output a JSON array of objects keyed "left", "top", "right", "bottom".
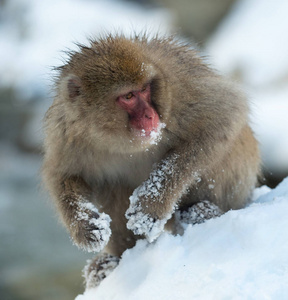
[{"left": 42, "top": 34, "right": 260, "bottom": 289}]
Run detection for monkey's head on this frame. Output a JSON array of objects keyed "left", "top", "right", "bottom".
[{"left": 57, "top": 36, "right": 168, "bottom": 153}]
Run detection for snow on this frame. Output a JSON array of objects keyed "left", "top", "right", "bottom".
[
  {"left": 0, "top": 0, "right": 171, "bottom": 99},
  {"left": 206, "top": 0, "right": 288, "bottom": 172},
  {"left": 149, "top": 122, "right": 166, "bottom": 145},
  {"left": 76, "top": 177, "right": 288, "bottom": 300},
  {"left": 207, "top": 0, "right": 288, "bottom": 87}
]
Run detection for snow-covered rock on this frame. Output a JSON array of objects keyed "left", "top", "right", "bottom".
[{"left": 76, "top": 177, "right": 288, "bottom": 300}]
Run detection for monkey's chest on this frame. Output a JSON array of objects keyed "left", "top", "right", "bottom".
[{"left": 91, "top": 152, "right": 161, "bottom": 188}]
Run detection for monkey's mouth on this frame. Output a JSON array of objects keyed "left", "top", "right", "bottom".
[
  {"left": 132, "top": 122, "right": 166, "bottom": 145},
  {"left": 131, "top": 122, "right": 158, "bottom": 138},
  {"left": 130, "top": 112, "right": 160, "bottom": 137},
  {"left": 137, "top": 128, "right": 155, "bottom": 138}
]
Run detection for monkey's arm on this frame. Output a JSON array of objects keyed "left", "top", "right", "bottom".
[
  {"left": 49, "top": 175, "right": 111, "bottom": 252},
  {"left": 125, "top": 136, "right": 233, "bottom": 242},
  {"left": 126, "top": 147, "right": 194, "bottom": 242},
  {"left": 126, "top": 77, "right": 251, "bottom": 242}
]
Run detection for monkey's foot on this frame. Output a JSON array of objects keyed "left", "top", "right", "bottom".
[
  {"left": 175, "top": 200, "right": 223, "bottom": 232},
  {"left": 126, "top": 207, "right": 170, "bottom": 243},
  {"left": 83, "top": 253, "right": 120, "bottom": 290},
  {"left": 72, "top": 202, "right": 112, "bottom": 253}
]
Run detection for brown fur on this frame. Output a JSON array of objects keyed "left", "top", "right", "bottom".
[{"left": 42, "top": 34, "right": 260, "bottom": 260}]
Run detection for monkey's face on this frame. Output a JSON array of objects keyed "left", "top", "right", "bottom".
[
  {"left": 116, "top": 83, "right": 159, "bottom": 138},
  {"left": 58, "top": 37, "right": 170, "bottom": 153},
  {"left": 94, "top": 80, "right": 165, "bottom": 153},
  {"left": 61, "top": 74, "right": 165, "bottom": 153}
]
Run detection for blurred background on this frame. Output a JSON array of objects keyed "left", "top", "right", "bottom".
[{"left": 1, "top": 0, "right": 288, "bottom": 299}]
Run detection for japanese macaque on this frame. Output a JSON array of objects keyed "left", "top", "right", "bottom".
[{"left": 42, "top": 34, "right": 260, "bottom": 289}]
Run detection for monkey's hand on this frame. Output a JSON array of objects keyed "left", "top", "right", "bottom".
[
  {"left": 126, "top": 155, "right": 179, "bottom": 242},
  {"left": 70, "top": 201, "right": 112, "bottom": 253},
  {"left": 126, "top": 200, "right": 170, "bottom": 243},
  {"left": 60, "top": 177, "right": 112, "bottom": 252}
]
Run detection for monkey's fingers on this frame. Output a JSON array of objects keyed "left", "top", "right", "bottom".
[
  {"left": 72, "top": 211, "right": 112, "bottom": 253},
  {"left": 125, "top": 206, "right": 168, "bottom": 243},
  {"left": 83, "top": 253, "right": 120, "bottom": 290},
  {"left": 175, "top": 200, "right": 223, "bottom": 230}
]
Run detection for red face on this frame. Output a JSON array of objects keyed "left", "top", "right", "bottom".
[{"left": 117, "top": 84, "right": 159, "bottom": 137}]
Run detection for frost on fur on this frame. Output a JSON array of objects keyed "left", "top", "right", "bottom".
[
  {"left": 126, "top": 207, "right": 171, "bottom": 243},
  {"left": 175, "top": 200, "right": 223, "bottom": 233},
  {"left": 150, "top": 122, "right": 166, "bottom": 145},
  {"left": 138, "top": 122, "right": 166, "bottom": 145},
  {"left": 70, "top": 199, "right": 112, "bottom": 253},
  {"left": 126, "top": 154, "right": 179, "bottom": 242},
  {"left": 83, "top": 253, "right": 119, "bottom": 290}
]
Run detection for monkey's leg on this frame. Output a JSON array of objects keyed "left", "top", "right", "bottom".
[
  {"left": 98, "top": 184, "right": 138, "bottom": 257},
  {"left": 174, "top": 200, "right": 223, "bottom": 234},
  {"left": 58, "top": 176, "right": 111, "bottom": 252},
  {"left": 83, "top": 253, "right": 120, "bottom": 290}
]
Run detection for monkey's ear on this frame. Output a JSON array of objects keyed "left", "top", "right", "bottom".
[{"left": 66, "top": 74, "right": 82, "bottom": 100}]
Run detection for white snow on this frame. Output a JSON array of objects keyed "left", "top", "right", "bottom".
[
  {"left": 76, "top": 177, "right": 288, "bottom": 300},
  {"left": 207, "top": 0, "right": 288, "bottom": 87},
  {"left": 206, "top": 0, "right": 288, "bottom": 172},
  {"left": 0, "top": 0, "right": 171, "bottom": 99},
  {"left": 150, "top": 122, "right": 166, "bottom": 145}
]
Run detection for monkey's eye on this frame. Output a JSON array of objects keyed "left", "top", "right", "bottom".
[
  {"left": 125, "top": 92, "right": 134, "bottom": 100},
  {"left": 141, "top": 86, "right": 147, "bottom": 92}
]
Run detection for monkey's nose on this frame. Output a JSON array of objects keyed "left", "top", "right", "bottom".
[{"left": 144, "top": 108, "right": 155, "bottom": 119}]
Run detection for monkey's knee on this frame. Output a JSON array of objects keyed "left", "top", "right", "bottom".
[
  {"left": 83, "top": 253, "right": 120, "bottom": 290},
  {"left": 174, "top": 200, "right": 223, "bottom": 234}
]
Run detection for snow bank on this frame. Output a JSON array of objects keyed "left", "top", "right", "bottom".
[{"left": 76, "top": 177, "right": 288, "bottom": 300}]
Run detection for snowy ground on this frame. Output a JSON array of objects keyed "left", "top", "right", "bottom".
[{"left": 76, "top": 178, "right": 288, "bottom": 300}]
